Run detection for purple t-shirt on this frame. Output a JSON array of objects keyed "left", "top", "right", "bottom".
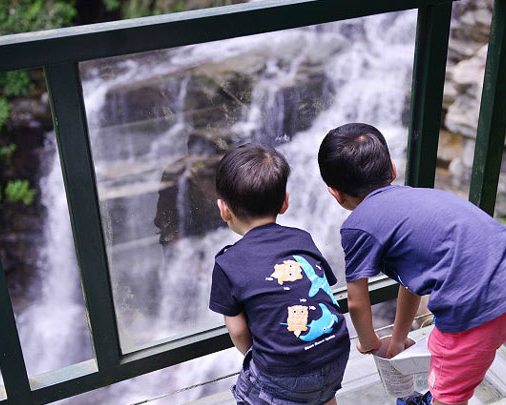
[
  {"left": 341, "top": 185, "right": 506, "bottom": 333},
  {"left": 209, "top": 223, "right": 349, "bottom": 376}
]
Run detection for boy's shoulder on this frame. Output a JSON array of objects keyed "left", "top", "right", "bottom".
[
  {"left": 215, "top": 244, "right": 234, "bottom": 259},
  {"left": 215, "top": 223, "right": 314, "bottom": 262}
]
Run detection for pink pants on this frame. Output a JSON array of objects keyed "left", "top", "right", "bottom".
[{"left": 428, "top": 311, "right": 506, "bottom": 404}]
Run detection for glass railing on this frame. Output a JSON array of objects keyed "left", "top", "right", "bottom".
[{"left": 1, "top": 0, "right": 505, "bottom": 404}]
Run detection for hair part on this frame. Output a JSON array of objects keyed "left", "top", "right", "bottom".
[
  {"left": 216, "top": 143, "right": 290, "bottom": 220},
  {"left": 318, "top": 123, "right": 393, "bottom": 197}
]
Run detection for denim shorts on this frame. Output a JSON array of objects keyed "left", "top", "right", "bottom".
[{"left": 231, "top": 350, "right": 349, "bottom": 405}]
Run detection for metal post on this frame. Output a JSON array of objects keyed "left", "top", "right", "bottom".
[
  {"left": 44, "top": 63, "right": 121, "bottom": 371},
  {"left": 406, "top": 3, "right": 453, "bottom": 187}
]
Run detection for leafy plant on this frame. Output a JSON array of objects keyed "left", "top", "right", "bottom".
[
  {"left": 0, "top": 97, "right": 10, "bottom": 131},
  {"left": 0, "top": 143, "right": 16, "bottom": 166},
  {"left": 0, "top": 71, "right": 33, "bottom": 97},
  {"left": 3, "top": 180, "right": 36, "bottom": 205},
  {"left": 102, "top": 0, "right": 120, "bottom": 11},
  {"left": 0, "top": 0, "right": 77, "bottom": 35}
]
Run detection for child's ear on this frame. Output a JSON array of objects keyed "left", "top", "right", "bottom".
[
  {"left": 217, "top": 199, "right": 232, "bottom": 222},
  {"left": 279, "top": 193, "right": 289, "bottom": 215},
  {"left": 327, "top": 187, "right": 345, "bottom": 205},
  {"left": 391, "top": 160, "right": 397, "bottom": 181}
]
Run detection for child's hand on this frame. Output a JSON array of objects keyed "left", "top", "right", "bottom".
[
  {"left": 356, "top": 333, "right": 382, "bottom": 354},
  {"left": 385, "top": 337, "right": 410, "bottom": 359}
]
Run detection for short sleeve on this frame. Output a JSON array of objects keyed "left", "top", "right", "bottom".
[
  {"left": 341, "top": 229, "right": 383, "bottom": 282},
  {"left": 209, "top": 263, "right": 243, "bottom": 316}
]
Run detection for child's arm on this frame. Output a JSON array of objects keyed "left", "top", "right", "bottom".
[
  {"left": 386, "top": 286, "right": 421, "bottom": 358},
  {"left": 224, "top": 312, "right": 252, "bottom": 355},
  {"left": 347, "top": 278, "right": 382, "bottom": 353}
]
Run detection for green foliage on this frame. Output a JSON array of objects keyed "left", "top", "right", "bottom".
[
  {"left": 0, "top": 143, "right": 16, "bottom": 166},
  {"left": 0, "top": 97, "right": 10, "bottom": 131},
  {"left": 0, "top": 1, "right": 77, "bottom": 129},
  {"left": 2, "top": 180, "right": 36, "bottom": 205},
  {"left": 119, "top": 0, "right": 241, "bottom": 19},
  {"left": 122, "top": 0, "right": 153, "bottom": 18},
  {"left": 170, "top": 2, "right": 186, "bottom": 13},
  {"left": 0, "top": 71, "right": 33, "bottom": 97},
  {"left": 0, "top": 0, "right": 77, "bottom": 35},
  {"left": 103, "top": 0, "right": 120, "bottom": 11}
]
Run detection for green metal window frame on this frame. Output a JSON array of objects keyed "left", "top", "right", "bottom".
[{"left": 1, "top": 0, "right": 505, "bottom": 404}]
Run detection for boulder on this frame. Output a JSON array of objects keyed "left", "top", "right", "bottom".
[{"left": 445, "top": 45, "right": 487, "bottom": 139}]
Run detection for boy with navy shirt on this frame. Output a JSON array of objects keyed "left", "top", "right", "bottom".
[
  {"left": 318, "top": 123, "right": 506, "bottom": 405},
  {"left": 209, "top": 143, "right": 350, "bottom": 405}
]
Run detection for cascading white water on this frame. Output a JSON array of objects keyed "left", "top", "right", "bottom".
[
  {"left": 15, "top": 10, "right": 417, "bottom": 404},
  {"left": 14, "top": 137, "right": 93, "bottom": 377}
]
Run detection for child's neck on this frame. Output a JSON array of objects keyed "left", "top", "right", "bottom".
[{"left": 235, "top": 216, "right": 277, "bottom": 236}]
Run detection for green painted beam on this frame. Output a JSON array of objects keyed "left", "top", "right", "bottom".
[
  {"left": 367, "top": 276, "right": 400, "bottom": 306},
  {"left": 469, "top": 0, "right": 506, "bottom": 215},
  {"left": 0, "top": 0, "right": 455, "bottom": 73},
  {"left": 0, "top": 260, "right": 33, "bottom": 405},
  {"left": 334, "top": 277, "right": 399, "bottom": 314},
  {"left": 405, "top": 3, "right": 452, "bottom": 188},
  {"left": 0, "top": 278, "right": 398, "bottom": 405},
  {"left": 44, "top": 63, "right": 121, "bottom": 372}
]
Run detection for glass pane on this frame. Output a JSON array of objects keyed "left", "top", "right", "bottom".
[
  {"left": 0, "top": 69, "right": 93, "bottom": 377},
  {"left": 48, "top": 348, "right": 243, "bottom": 405},
  {"left": 80, "top": 10, "right": 416, "bottom": 353}
]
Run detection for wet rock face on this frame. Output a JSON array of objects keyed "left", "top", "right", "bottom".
[
  {"left": 154, "top": 155, "right": 225, "bottom": 244},
  {"left": 252, "top": 73, "right": 334, "bottom": 145},
  {"left": 101, "top": 72, "right": 252, "bottom": 130}
]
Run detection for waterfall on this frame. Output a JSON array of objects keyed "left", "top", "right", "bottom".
[
  {"left": 13, "top": 9, "right": 417, "bottom": 404},
  {"left": 15, "top": 137, "right": 92, "bottom": 377}
]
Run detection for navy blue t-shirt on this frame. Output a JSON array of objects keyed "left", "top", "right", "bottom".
[
  {"left": 209, "top": 223, "right": 349, "bottom": 376},
  {"left": 342, "top": 185, "right": 506, "bottom": 333}
]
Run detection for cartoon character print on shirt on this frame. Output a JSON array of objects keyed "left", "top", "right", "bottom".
[
  {"left": 292, "top": 255, "right": 339, "bottom": 307},
  {"left": 286, "top": 305, "right": 309, "bottom": 337},
  {"left": 271, "top": 255, "right": 340, "bottom": 341},
  {"left": 299, "top": 303, "right": 338, "bottom": 341},
  {"left": 270, "top": 260, "right": 303, "bottom": 285},
  {"left": 282, "top": 302, "right": 339, "bottom": 342}
]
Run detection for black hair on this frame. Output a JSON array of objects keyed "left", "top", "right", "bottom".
[
  {"left": 318, "top": 123, "right": 393, "bottom": 197},
  {"left": 216, "top": 143, "right": 290, "bottom": 220}
]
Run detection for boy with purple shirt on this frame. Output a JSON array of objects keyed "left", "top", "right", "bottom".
[
  {"left": 210, "top": 143, "right": 349, "bottom": 405},
  {"left": 318, "top": 123, "right": 506, "bottom": 405}
]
